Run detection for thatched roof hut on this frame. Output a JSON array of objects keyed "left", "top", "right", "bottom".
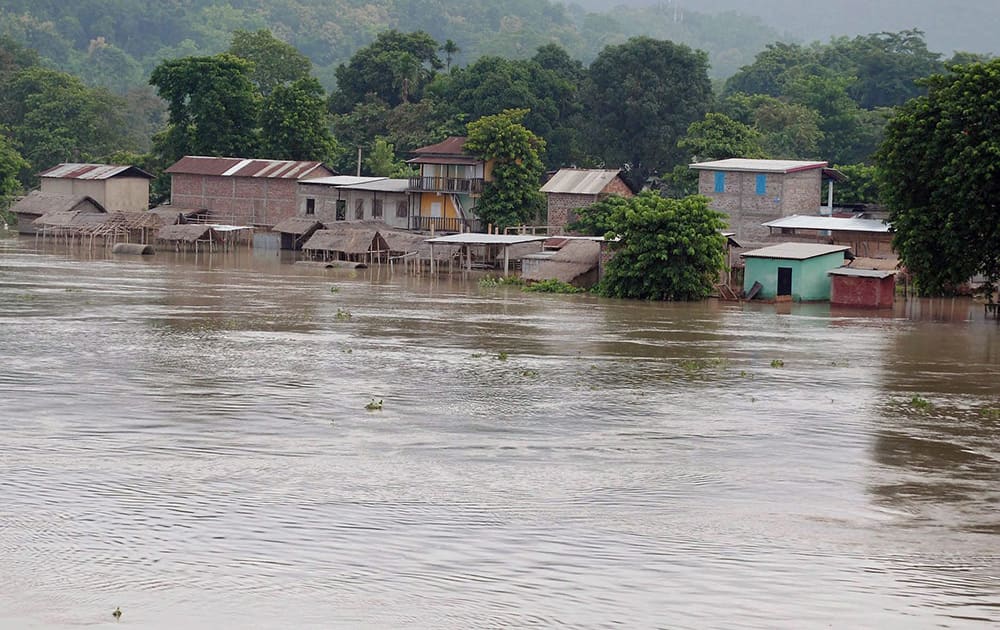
[
  {"left": 156, "top": 223, "right": 215, "bottom": 242},
  {"left": 34, "top": 209, "right": 109, "bottom": 228},
  {"left": 148, "top": 206, "right": 206, "bottom": 225},
  {"left": 302, "top": 225, "right": 388, "bottom": 259},
  {"left": 12, "top": 192, "right": 105, "bottom": 234},
  {"left": 272, "top": 217, "right": 324, "bottom": 250},
  {"left": 522, "top": 239, "right": 601, "bottom": 286}
]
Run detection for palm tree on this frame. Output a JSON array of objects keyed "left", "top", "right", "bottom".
[{"left": 440, "top": 39, "right": 459, "bottom": 72}]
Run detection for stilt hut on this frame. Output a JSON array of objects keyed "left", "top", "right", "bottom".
[
  {"left": 155, "top": 223, "right": 219, "bottom": 252},
  {"left": 272, "top": 217, "right": 324, "bottom": 250},
  {"left": 148, "top": 206, "right": 208, "bottom": 225},
  {"left": 301, "top": 225, "right": 388, "bottom": 263},
  {"left": 14, "top": 192, "right": 105, "bottom": 235},
  {"left": 33, "top": 208, "right": 109, "bottom": 245}
]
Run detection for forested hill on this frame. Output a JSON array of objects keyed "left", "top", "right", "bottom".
[
  {"left": 0, "top": 0, "right": 782, "bottom": 91},
  {"left": 570, "top": 0, "right": 1000, "bottom": 57}
]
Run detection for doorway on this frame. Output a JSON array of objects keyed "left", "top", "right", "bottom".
[{"left": 777, "top": 267, "right": 793, "bottom": 296}]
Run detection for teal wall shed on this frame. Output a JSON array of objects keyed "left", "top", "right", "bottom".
[{"left": 741, "top": 243, "right": 850, "bottom": 301}]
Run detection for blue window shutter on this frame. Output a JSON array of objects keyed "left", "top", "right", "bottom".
[
  {"left": 714, "top": 171, "right": 725, "bottom": 193},
  {"left": 756, "top": 174, "right": 767, "bottom": 195}
]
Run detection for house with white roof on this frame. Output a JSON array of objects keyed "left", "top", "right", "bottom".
[
  {"left": 690, "top": 158, "right": 846, "bottom": 247},
  {"left": 296, "top": 176, "right": 413, "bottom": 231}
]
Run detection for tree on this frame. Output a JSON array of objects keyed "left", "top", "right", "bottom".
[
  {"left": 595, "top": 192, "right": 728, "bottom": 301},
  {"left": 330, "top": 30, "right": 442, "bottom": 113},
  {"left": 259, "top": 77, "right": 337, "bottom": 162},
  {"left": 723, "top": 43, "right": 816, "bottom": 97},
  {"left": 720, "top": 93, "right": 825, "bottom": 159},
  {"left": 877, "top": 59, "right": 1000, "bottom": 294},
  {"left": 149, "top": 54, "right": 259, "bottom": 162},
  {"left": 364, "top": 137, "right": 413, "bottom": 178},
  {"left": 440, "top": 39, "right": 459, "bottom": 71},
  {"left": 678, "top": 113, "right": 765, "bottom": 161},
  {"left": 584, "top": 37, "right": 712, "bottom": 188},
  {"left": 229, "top": 29, "right": 311, "bottom": 97},
  {"left": 0, "top": 132, "right": 28, "bottom": 199},
  {"left": 463, "top": 109, "right": 546, "bottom": 231},
  {"left": 832, "top": 163, "right": 880, "bottom": 205}
]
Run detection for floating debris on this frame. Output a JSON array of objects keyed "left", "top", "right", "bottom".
[
  {"left": 365, "top": 399, "right": 383, "bottom": 411},
  {"left": 770, "top": 359, "right": 785, "bottom": 368},
  {"left": 112, "top": 607, "right": 122, "bottom": 621}
]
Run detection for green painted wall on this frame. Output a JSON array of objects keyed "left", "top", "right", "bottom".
[{"left": 744, "top": 252, "right": 845, "bottom": 301}]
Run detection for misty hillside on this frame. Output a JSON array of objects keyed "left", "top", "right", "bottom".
[{"left": 566, "top": 0, "right": 999, "bottom": 55}]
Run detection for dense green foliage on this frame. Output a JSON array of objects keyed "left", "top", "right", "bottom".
[
  {"left": 877, "top": 59, "right": 1000, "bottom": 294},
  {"left": 679, "top": 113, "right": 765, "bottom": 161},
  {"left": 464, "top": 109, "right": 546, "bottom": 231},
  {"left": 585, "top": 37, "right": 712, "bottom": 188},
  {"left": 259, "top": 78, "right": 338, "bottom": 162},
  {"left": 228, "top": 29, "right": 311, "bottom": 97},
  {"left": 0, "top": 133, "right": 28, "bottom": 199},
  {"left": 522, "top": 279, "right": 585, "bottom": 294},
  {"left": 150, "top": 54, "right": 260, "bottom": 162},
  {"left": 589, "top": 192, "right": 728, "bottom": 301}
]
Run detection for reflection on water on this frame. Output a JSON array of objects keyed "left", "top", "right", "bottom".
[{"left": 0, "top": 234, "right": 998, "bottom": 629}]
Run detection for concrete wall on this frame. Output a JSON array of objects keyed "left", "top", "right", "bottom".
[
  {"left": 171, "top": 174, "right": 299, "bottom": 226},
  {"left": 39, "top": 177, "right": 149, "bottom": 212},
  {"left": 700, "top": 169, "right": 823, "bottom": 247},
  {"left": 744, "top": 251, "right": 845, "bottom": 301},
  {"left": 831, "top": 275, "right": 895, "bottom": 308},
  {"left": 297, "top": 184, "right": 411, "bottom": 230}
]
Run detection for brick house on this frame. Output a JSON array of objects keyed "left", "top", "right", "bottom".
[
  {"left": 690, "top": 158, "right": 845, "bottom": 247},
  {"left": 166, "top": 156, "right": 335, "bottom": 227},
  {"left": 406, "top": 137, "right": 489, "bottom": 232},
  {"left": 540, "top": 168, "right": 633, "bottom": 233},
  {"left": 38, "top": 163, "right": 153, "bottom": 212}
]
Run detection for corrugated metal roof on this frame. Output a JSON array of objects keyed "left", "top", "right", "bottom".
[
  {"left": 828, "top": 267, "right": 896, "bottom": 279},
  {"left": 341, "top": 178, "right": 410, "bottom": 193},
  {"left": 165, "top": 156, "right": 332, "bottom": 179},
  {"left": 425, "top": 233, "right": 548, "bottom": 245},
  {"left": 763, "top": 214, "right": 890, "bottom": 233},
  {"left": 301, "top": 176, "right": 387, "bottom": 187},
  {"left": 540, "top": 169, "right": 623, "bottom": 195},
  {"left": 741, "top": 243, "right": 850, "bottom": 260},
  {"left": 38, "top": 163, "right": 153, "bottom": 180},
  {"left": 690, "top": 158, "right": 828, "bottom": 174},
  {"left": 412, "top": 136, "right": 467, "bottom": 155}
]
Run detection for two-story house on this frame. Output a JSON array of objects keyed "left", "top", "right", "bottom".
[
  {"left": 690, "top": 158, "right": 845, "bottom": 247},
  {"left": 406, "top": 137, "right": 489, "bottom": 232}
]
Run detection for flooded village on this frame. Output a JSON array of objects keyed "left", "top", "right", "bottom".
[
  {"left": 1, "top": 6, "right": 999, "bottom": 627},
  {"left": 2, "top": 144, "right": 999, "bottom": 629}
]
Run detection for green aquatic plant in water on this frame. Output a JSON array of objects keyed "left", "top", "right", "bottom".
[
  {"left": 496, "top": 351, "right": 509, "bottom": 361},
  {"left": 909, "top": 395, "right": 932, "bottom": 410},
  {"left": 365, "top": 398, "right": 383, "bottom": 411},
  {"left": 770, "top": 359, "right": 785, "bottom": 368},
  {"left": 522, "top": 279, "right": 584, "bottom": 294},
  {"left": 335, "top": 308, "right": 352, "bottom": 320}
]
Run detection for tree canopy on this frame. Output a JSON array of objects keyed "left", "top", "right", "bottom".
[
  {"left": 877, "top": 58, "right": 1000, "bottom": 294},
  {"left": 584, "top": 37, "right": 712, "bottom": 188},
  {"left": 464, "top": 109, "right": 546, "bottom": 231},
  {"left": 592, "top": 192, "right": 728, "bottom": 301},
  {"left": 229, "top": 29, "right": 312, "bottom": 96}
]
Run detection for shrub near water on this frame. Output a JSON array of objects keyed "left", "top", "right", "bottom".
[
  {"left": 523, "top": 279, "right": 584, "bottom": 294},
  {"left": 590, "top": 192, "right": 728, "bottom": 301}
]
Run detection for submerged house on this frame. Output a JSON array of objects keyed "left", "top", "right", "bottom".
[
  {"left": 829, "top": 268, "right": 896, "bottom": 309},
  {"left": 166, "top": 156, "right": 335, "bottom": 227},
  {"left": 741, "top": 243, "right": 851, "bottom": 302},
  {"left": 540, "top": 168, "right": 633, "bottom": 233},
  {"left": 406, "top": 137, "right": 488, "bottom": 233},
  {"left": 762, "top": 214, "right": 893, "bottom": 259},
  {"left": 690, "top": 159, "right": 846, "bottom": 247},
  {"left": 522, "top": 238, "right": 603, "bottom": 288}
]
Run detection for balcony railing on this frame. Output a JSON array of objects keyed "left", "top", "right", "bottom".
[
  {"left": 410, "top": 216, "right": 482, "bottom": 234},
  {"left": 408, "top": 176, "right": 484, "bottom": 194}
]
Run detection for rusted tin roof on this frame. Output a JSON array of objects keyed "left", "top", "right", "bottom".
[
  {"left": 412, "top": 136, "right": 468, "bottom": 155},
  {"left": 38, "top": 163, "right": 154, "bottom": 180},
  {"left": 165, "top": 156, "right": 334, "bottom": 179}
]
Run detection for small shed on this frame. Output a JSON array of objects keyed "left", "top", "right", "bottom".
[
  {"left": 540, "top": 168, "right": 633, "bottom": 232},
  {"left": 272, "top": 216, "right": 323, "bottom": 250},
  {"left": 741, "top": 243, "right": 851, "bottom": 301},
  {"left": 301, "top": 225, "right": 389, "bottom": 262},
  {"left": 829, "top": 268, "right": 896, "bottom": 308}
]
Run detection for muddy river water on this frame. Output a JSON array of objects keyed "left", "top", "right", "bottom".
[{"left": 0, "top": 234, "right": 997, "bottom": 629}]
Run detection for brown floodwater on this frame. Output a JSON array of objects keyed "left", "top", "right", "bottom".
[{"left": 1, "top": 232, "right": 998, "bottom": 629}]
